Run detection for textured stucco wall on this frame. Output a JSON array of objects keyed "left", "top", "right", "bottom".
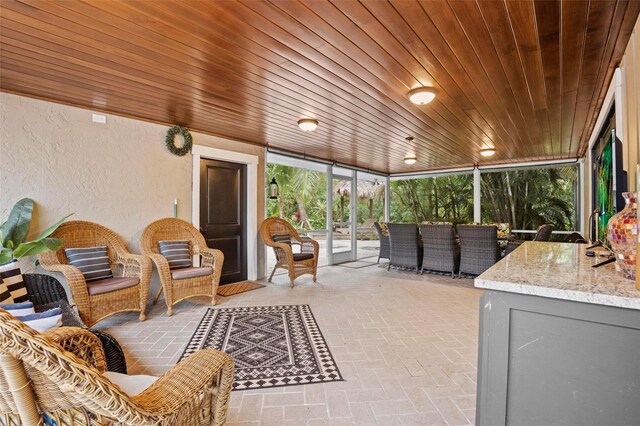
[{"left": 0, "top": 93, "right": 266, "bottom": 298}]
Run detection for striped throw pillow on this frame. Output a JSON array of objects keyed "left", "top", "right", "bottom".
[
  {"left": 272, "top": 234, "right": 292, "bottom": 244},
  {"left": 64, "top": 246, "right": 113, "bottom": 282},
  {"left": 158, "top": 240, "right": 192, "bottom": 269}
]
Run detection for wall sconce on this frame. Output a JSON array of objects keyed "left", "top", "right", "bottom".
[{"left": 269, "top": 178, "right": 279, "bottom": 199}]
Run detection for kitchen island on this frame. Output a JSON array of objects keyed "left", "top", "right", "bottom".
[{"left": 474, "top": 242, "right": 640, "bottom": 426}]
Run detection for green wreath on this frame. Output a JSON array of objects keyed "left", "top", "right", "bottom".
[{"left": 165, "top": 125, "right": 193, "bottom": 156}]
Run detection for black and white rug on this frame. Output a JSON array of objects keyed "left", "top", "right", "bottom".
[{"left": 179, "top": 305, "right": 343, "bottom": 391}]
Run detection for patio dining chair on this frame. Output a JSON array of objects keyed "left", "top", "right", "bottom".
[
  {"left": 458, "top": 224, "right": 501, "bottom": 277},
  {"left": 387, "top": 223, "right": 423, "bottom": 273},
  {"left": 504, "top": 224, "right": 554, "bottom": 255},
  {"left": 140, "top": 218, "right": 224, "bottom": 316},
  {"left": 374, "top": 222, "right": 390, "bottom": 263},
  {"left": 260, "top": 217, "right": 319, "bottom": 287},
  {"left": 0, "top": 309, "right": 234, "bottom": 426},
  {"left": 38, "top": 221, "right": 151, "bottom": 327},
  {"left": 419, "top": 223, "right": 460, "bottom": 277}
]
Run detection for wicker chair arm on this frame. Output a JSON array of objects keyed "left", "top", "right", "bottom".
[
  {"left": 146, "top": 253, "right": 172, "bottom": 286},
  {"left": 298, "top": 237, "right": 319, "bottom": 255},
  {"left": 132, "top": 349, "right": 234, "bottom": 418},
  {"left": 117, "top": 253, "right": 152, "bottom": 279},
  {"left": 197, "top": 247, "right": 223, "bottom": 270},
  {"left": 43, "top": 327, "right": 107, "bottom": 373},
  {"left": 36, "top": 264, "right": 90, "bottom": 320}
]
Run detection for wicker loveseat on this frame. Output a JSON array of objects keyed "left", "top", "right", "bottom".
[
  {"left": 0, "top": 309, "right": 234, "bottom": 426},
  {"left": 38, "top": 221, "right": 152, "bottom": 327}
]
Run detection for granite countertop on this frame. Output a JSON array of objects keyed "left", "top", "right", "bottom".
[{"left": 475, "top": 242, "right": 640, "bottom": 310}]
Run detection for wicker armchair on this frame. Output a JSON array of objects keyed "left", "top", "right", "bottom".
[
  {"left": 457, "top": 225, "right": 501, "bottom": 277},
  {"left": 0, "top": 309, "right": 234, "bottom": 426},
  {"left": 260, "top": 217, "right": 319, "bottom": 288},
  {"left": 140, "top": 218, "right": 224, "bottom": 316},
  {"left": 387, "top": 223, "right": 423, "bottom": 273},
  {"left": 504, "top": 224, "right": 554, "bottom": 255},
  {"left": 419, "top": 223, "right": 460, "bottom": 277},
  {"left": 38, "top": 221, "right": 151, "bottom": 327},
  {"left": 23, "top": 273, "right": 127, "bottom": 373},
  {"left": 374, "top": 222, "right": 390, "bottom": 263}
]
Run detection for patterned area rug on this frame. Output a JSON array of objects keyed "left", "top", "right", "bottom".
[
  {"left": 217, "top": 281, "right": 265, "bottom": 297},
  {"left": 179, "top": 305, "right": 343, "bottom": 391}
]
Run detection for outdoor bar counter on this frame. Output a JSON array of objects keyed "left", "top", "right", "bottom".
[{"left": 474, "top": 242, "right": 640, "bottom": 426}]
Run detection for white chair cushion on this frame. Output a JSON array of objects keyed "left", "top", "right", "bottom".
[{"left": 103, "top": 371, "right": 158, "bottom": 396}]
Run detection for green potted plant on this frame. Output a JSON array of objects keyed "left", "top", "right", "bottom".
[{"left": 0, "top": 198, "right": 71, "bottom": 303}]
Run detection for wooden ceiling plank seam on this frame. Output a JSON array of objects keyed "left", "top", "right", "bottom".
[
  {"left": 533, "top": 0, "right": 562, "bottom": 161},
  {"left": 443, "top": 0, "right": 543, "bottom": 162},
  {"left": 360, "top": 0, "right": 522, "bottom": 161},
  {"left": 415, "top": 0, "right": 539, "bottom": 163},
  {"left": 504, "top": 0, "right": 553, "bottom": 160},
  {"left": 577, "top": 0, "right": 640, "bottom": 155},
  {"left": 393, "top": 0, "right": 528, "bottom": 159},
  {"left": 558, "top": 0, "right": 589, "bottom": 156},
  {"left": 256, "top": 0, "right": 499, "bottom": 161},
  {"left": 209, "top": 0, "right": 493, "bottom": 159},
  {"left": 475, "top": 0, "right": 544, "bottom": 159},
  {"left": 570, "top": 0, "right": 620, "bottom": 156},
  {"left": 309, "top": 0, "right": 510, "bottom": 156},
  {"left": 117, "top": 0, "right": 482, "bottom": 163}
]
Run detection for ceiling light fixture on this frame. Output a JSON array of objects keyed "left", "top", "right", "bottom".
[
  {"left": 298, "top": 118, "right": 318, "bottom": 132},
  {"left": 407, "top": 87, "right": 437, "bottom": 105},
  {"left": 480, "top": 148, "right": 496, "bottom": 157},
  {"left": 404, "top": 155, "right": 417, "bottom": 165}
]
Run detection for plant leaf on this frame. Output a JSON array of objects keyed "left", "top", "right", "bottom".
[
  {"left": 35, "top": 213, "right": 73, "bottom": 240},
  {"left": 0, "top": 248, "right": 13, "bottom": 265},
  {"left": 12, "top": 238, "right": 62, "bottom": 259},
  {"left": 1, "top": 198, "right": 33, "bottom": 247}
]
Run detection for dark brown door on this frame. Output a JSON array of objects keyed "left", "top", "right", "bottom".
[{"left": 200, "top": 159, "right": 247, "bottom": 284}]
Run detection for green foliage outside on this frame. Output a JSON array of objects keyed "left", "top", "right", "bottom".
[
  {"left": 390, "top": 175, "right": 474, "bottom": 224},
  {"left": 480, "top": 166, "right": 577, "bottom": 231},
  {"left": 266, "top": 163, "right": 385, "bottom": 231},
  {"left": 268, "top": 163, "right": 578, "bottom": 233}
]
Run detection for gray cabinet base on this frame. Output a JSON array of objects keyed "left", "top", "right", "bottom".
[{"left": 476, "top": 290, "right": 640, "bottom": 426}]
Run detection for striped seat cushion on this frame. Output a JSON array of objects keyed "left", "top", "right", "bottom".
[
  {"left": 158, "top": 240, "right": 192, "bottom": 269},
  {"left": 64, "top": 246, "right": 114, "bottom": 282}
]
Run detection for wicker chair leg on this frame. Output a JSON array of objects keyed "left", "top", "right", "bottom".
[
  {"left": 153, "top": 285, "right": 164, "bottom": 305},
  {"left": 167, "top": 306, "right": 173, "bottom": 316},
  {"left": 289, "top": 280, "right": 295, "bottom": 288},
  {"left": 139, "top": 312, "right": 146, "bottom": 321},
  {"left": 313, "top": 275, "right": 317, "bottom": 283},
  {"left": 268, "top": 265, "right": 278, "bottom": 283}
]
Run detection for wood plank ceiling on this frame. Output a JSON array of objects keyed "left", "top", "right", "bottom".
[{"left": 1, "top": 0, "right": 638, "bottom": 174}]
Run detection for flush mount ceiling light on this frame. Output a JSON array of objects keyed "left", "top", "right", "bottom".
[
  {"left": 404, "top": 154, "right": 417, "bottom": 165},
  {"left": 407, "top": 87, "right": 437, "bottom": 105},
  {"left": 298, "top": 118, "right": 318, "bottom": 132},
  {"left": 480, "top": 148, "right": 496, "bottom": 157}
]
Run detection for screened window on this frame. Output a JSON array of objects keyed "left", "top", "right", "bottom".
[
  {"left": 480, "top": 165, "right": 579, "bottom": 231},
  {"left": 390, "top": 174, "right": 473, "bottom": 224}
]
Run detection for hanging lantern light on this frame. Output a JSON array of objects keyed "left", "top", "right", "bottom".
[{"left": 269, "top": 178, "right": 279, "bottom": 199}]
